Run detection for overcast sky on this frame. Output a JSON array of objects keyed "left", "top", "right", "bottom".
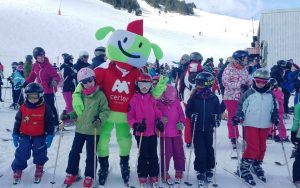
[{"left": 187, "top": 0, "right": 300, "bottom": 20}]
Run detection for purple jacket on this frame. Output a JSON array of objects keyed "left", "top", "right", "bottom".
[
  {"left": 128, "top": 93, "right": 162, "bottom": 137},
  {"left": 26, "top": 57, "right": 61, "bottom": 94},
  {"left": 157, "top": 99, "right": 185, "bottom": 137}
]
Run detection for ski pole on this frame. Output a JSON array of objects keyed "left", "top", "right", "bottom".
[
  {"left": 93, "top": 127, "right": 97, "bottom": 188},
  {"left": 184, "top": 113, "right": 197, "bottom": 186},
  {"left": 233, "top": 123, "right": 243, "bottom": 188},
  {"left": 50, "top": 122, "right": 64, "bottom": 185},
  {"left": 163, "top": 131, "right": 167, "bottom": 184},
  {"left": 212, "top": 115, "right": 218, "bottom": 187},
  {"left": 280, "top": 138, "right": 292, "bottom": 179},
  {"left": 158, "top": 131, "right": 162, "bottom": 187}
]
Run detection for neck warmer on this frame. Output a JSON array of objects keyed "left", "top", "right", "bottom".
[{"left": 82, "top": 85, "right": 98, "bottom": 96}]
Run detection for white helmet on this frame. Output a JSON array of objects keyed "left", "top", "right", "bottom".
[{"left": 79, "top": 51, "right": 89, "bottom": 58}]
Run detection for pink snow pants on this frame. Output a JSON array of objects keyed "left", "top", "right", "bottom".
[
  {"left": 63, "top": 91, "right": 73, "bottom": 113},
  {"left": 224, "top": 100, "right": 239, "bottom": 139}
]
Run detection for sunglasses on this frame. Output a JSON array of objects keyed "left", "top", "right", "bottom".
[
  {"left": 137, "top": 82, "right": 152, "bottom": 89},
  {"left": 82, "top": 55, "right": 89, "bottom": 58},
  {"left": 26, "top": 93, "right": 40, "bottom": 100},
  {"left": 254, "top": 78, "right": 268, "bottom": 84},
  {"left": 81, "top": 77, "right": 94, "bottom": 84}
]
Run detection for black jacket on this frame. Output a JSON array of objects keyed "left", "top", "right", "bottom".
[
  {"left": 60, "top": 62, "right": 77, "bottom": 92},
  {"left": 90, "top": 54, "right": 106, "bottom": 69},
  {"left": 74, "top": 59, "right": 90, "bottom": 72},
  {"left": 186, "top": 89, "right": 220, "bottom": 132}
]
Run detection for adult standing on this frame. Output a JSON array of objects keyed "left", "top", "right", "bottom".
[
  {"left": 24, "top": 47, "right": 61, "bottom": 129},
  {"left": 90, "top": 46, "right": 107, "bottom": 69},
  {"left": 74, "top": 51, "right": 90, "bottom": 72},
  {"left": 222, "top": 50, "right": 251, "bottom": 148}
]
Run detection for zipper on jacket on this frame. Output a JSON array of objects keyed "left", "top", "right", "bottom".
[{"left": 202, "top": 99, "right": 206, "bottom": 132}]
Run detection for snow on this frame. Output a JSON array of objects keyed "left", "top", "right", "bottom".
[{"left": 0, "top": 0, "right": 296, "bottom": 187}]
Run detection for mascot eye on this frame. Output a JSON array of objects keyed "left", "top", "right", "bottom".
[
  {"left": 123, "top": 37, "right": 128, "bottom": 43},
  {"left": 138, "top": 42, "right": 143, "bottom": 48}
]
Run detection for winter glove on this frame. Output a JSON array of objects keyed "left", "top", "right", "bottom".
[
  {"left": 271, "top": 117, "right": 280, "bottom": 127},
  {"left": 92, "top": 116, "right": 101, "bottom": 128},
  {"left": 163, "top": 117, "right": 168, "bottom": 124},
  {"left": 232, "top": 116, "right": 242, "bottom": 126},
  {"left": 176, "top": 122, "right": 184, "bottom": 131},
  {"left": 12, "top": 134, "right": 20, "bottom": 148},
  {"left": 60, "top": 110, "right": 70, "bottom": 121},
  {"left": 291, "top": 131, "right": 298, "bottom": 145},
  {"left": 211, "top": 114, "right": 221, "bottom": 127},
  {"left": 155, "top": 119, "right": 164, "bottom": 132},
  {"left": 21, "top": 82, "right": 28, "bottom": 88},
  {"left": 240, "top": 84, "right": 249, "bottom": 93},
  {"left": 133, "top": 119, "right": 146, "bottom": 133},
  {"left": 49, "top": 80, "right": 57, "bottom": 87},
  {"left": 46, "top": 135, "right": 54, "bottom": 148},
  {"left": 72, "top": 84, "right": 84, "bottom": 116},
  {"left": 190, "top": 113, "right": 199, "bottom": 126}
]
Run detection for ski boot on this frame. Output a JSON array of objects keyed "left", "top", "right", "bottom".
[
  {"left": 13, "top": 170, "right": 22, "bottom": 185},
  {"left": 174, "top": 171, "right": 183, "bottom": 184},
  {"left": 237, "top": 158, "right": 256, "bottom": 186},
  {"left": 63, "top": 174, "right": 80, "bottom": 187},
  {"left": 98, "top": 156, "right": 109, "bottom": 185},
  {"left": 251, "top": 160, "right": 266, "bottom": 182},
  {"left": 231, "top": 138, "right": 237, "bottom": 149},
  {"left": 34, "top": 165, "right": 44, "bottom": 183},
  {"left": 197, "top": 172, "right": 206, "bottom": 187},
  {"left": 139, "top": 177, "right": 148, "bottom": 188},
  {"left": 150, "top": 176, "right": 159, "bottom": 188},
  {"left": 206, "top": 169, "right": 214, "bottom": 183},
  {"left": 120, "top": 156, "right": 130, "bottom": 185},
  {"left": 162, "top": 172, "right": 173, "bottom": 185},
  {"left": 83, "top": 176, "right": 93, "bottom": 188}
]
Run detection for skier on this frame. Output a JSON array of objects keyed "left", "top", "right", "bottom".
[
  {"left": 12, "top": 65, "right": 25, "bottom": 107},
  {"left": 60, "top": 67, "right": 110, "bottom": 188},
  {"left": 232, "top": 68, "right": 279, "bottom": 186},
  {"left": 127, "top": 73, "right": 164, "bottom": 188},
  {"left": 23, "top": 55, "right": 33, "bottom": 79},
  {"left": 24, "top": 47, "right": 61, "bottom": 130},
  {"left": 7, "top": 62, "right": 19, "bottom": 108},
  {"left": 90, "top": 46, "right": 107, "bottom": 69},
  {"left": 157, "top": 85, "right": 185, "bottom": 185},
  {"left": 74, "top": 51, "right": 90, "bottom": 72},
  {"left": 222, "top": 50, "right": 251, "bottom": 149},
  {"left": 185, "top": 72, "right": 220, "bottom": 187},
  {"left": 292, "top": 102, "right": 300, "bottom": 187},
  {"left": 11, "top": 83, "right": 54, "bottom": 184}
]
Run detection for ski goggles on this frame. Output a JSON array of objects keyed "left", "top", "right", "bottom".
[
  {"left": 26, "top": 93, "right": 40, "bottom": 100},
  {"left": 81, "top": 77, "right": 95, "bottom": 84},
  {"left": 137, "top": 82, "right": 152, "bottom": 89},
  {"left": 254, "top": 78, "right": 268, "bottom": 85}
]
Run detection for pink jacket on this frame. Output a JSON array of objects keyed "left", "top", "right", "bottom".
[
  {"left": 272, "top": 88, "right": 284, "bottom": 115},
  {"left": 128, "top": 93, "right": 162, "bottom": 137},
  {"left": 157, "top": 99, "right": 185, "bottom": 137},
  {"left": 222, "top": 63, "right": 251, "bottom": 101},
  {"left": 26, "top": 57, "right": 60, "bottom": 94}
]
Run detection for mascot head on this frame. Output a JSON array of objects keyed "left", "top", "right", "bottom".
[{"left": 95, "top": 20, "right": 163, "bottom": 68}]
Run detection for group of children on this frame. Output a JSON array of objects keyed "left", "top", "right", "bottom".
[{"left": 9, "top": 54, "right": 300, "bottom": 188}]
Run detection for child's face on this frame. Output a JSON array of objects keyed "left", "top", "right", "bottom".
[
  {"left": 254, "top": 78, "right": 268, "bottom": 88},
  {"left": 137, "top": 82, "right": 152, "bottom": 94},
  {"left": 82, "top": 78, "right": 95, "bottom": 89},
  {"left": 27, "top": 93, "right": 39, "bottom": 103}
]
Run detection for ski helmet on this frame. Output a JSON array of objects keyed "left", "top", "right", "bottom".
[
  {"left": 194, "top": 71, "right": 215, "bottom": 88},
  {"left": 232, "top": 50, "right": 249, "bottom": 65},
  {"left": 77, "top": 67, "right": 95, "bottom": 83},
  {"left": 161, "top": 85, "right": 177, "bottom": 104},
  {"left": 24, "top": 83, "right": 44, "bottom": 103},
  {"left": 180, "top": 54, "right": 190, "bottom": 65},
  {"left": 16, "top": 65, "right": 24, "bottom": 72},
  {"left": 277, "top": 60, "right": 287, "bottom": 67},
  {"left": 190, "top": 52, "right": 203, "bottom": 63},
  {"left": 25, "top": 55, "right": 33, "bottom": 62},
  {"left": 33, "top": 47, "right": 45, "bottom": 59},
  {"left": 253, "top": 68, "right": 270, "bottom": 80},
  {"left": 94, "top": 46, "right": 106, "bottom": 57},
  {"left": 79, "top": 51, "right": 89, "bottom": 58},
  {"left": 62, "top": 53, "right": 69, "bottom": 59},
  {"left": 136, "top": 73, "right": 152, "bottom": 94},
  {"left": 11, "top": 62, "right": 18, "bottom": 69},
  {"left": 64, "top": 54, "right": 74, "bottom": 63}
]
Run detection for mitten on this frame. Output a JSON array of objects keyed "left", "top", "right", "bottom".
[
  {"left": 49, "top": 80, "right": 57, "bottom": 87},
  {"left": 60, "top": 110, "right": 70, "bottom": 121},
  {"left": 92, "top": 116, "right": 101, "bottom": 128},
  {"left": 46, "top": 135, "right": 54, "bottom": 148},
  {"left": 176, "top": 122, "right": 184, "bottom": 131},
  {"left": 155, "top": 119, "right": 164, "bottom": 132},
  {"left": 232, "top": 116, "right": 242, "bottom": 126},
  {"left": 12, "top": 134, "right": 20, "bottom": 148}
]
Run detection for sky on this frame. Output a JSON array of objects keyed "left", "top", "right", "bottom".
[{"left": 187, "top": 0, "right": 300, "bottom": 19}]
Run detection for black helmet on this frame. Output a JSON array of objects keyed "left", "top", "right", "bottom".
[
  {"left": 33, "top": 47, "right": 45, "bottom": 59},
  {"left": 94, "top": 46, "right": 106, "bottom": 57},
  {"left": 11, "top": 62, "right": 18, "bottom": 69},
  {"left": 64, "top": 54, "right": 74, "bottom": 63},
  {"left": 180, "top": 54, "right": 190, "bottom": 65},
  {"left": 61, "top": 53, "right": 69, "bottom": 59},
  {"left": 277, "top": 60, "right": 287, "bottom": 67},
  {"left": 25, "top": 83, "right": 44, "bottom": 98},
  {"left": 232, "top": 50, "right": 249, "bottom": 64},
  {"left": 195, "top": 71, "right": 215, "bottom": 88},
  {"left": 25, "top": 55, "right": 33, "bottom": 62},
  {"left": 190, "top": 52, "right": 203, "bottom": 63}
]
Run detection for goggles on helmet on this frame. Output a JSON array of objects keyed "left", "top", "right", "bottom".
[
  {"left": 81, "top": 77, "right": 94, "bottom": 84},
  {"left": 254, "top": 78, "right": 268, "bottom": 85}
]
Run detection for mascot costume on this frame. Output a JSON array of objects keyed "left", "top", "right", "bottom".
[{"left": 72, "top": 20, "right": 166, "bottom": 186}]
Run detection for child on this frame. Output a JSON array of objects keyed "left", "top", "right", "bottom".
[
  {"left": 11, "top": 82, "right": 54, "bottom": 184},
  {"left": 12, "top": 65, "right": 25, "bottom": 107},
  {"left": 185, "top": 72, "right": 220, "bottom": 186},
  {"left": 268, "top": 78, "right": 289, "bottom": 142},
  {"left": 157, "top": 85, "right": 185, "bottom": 185},
  {"left": 292, "top": 102, "right": 300, "bottom": 187},
  {"left": 60, "top": 67, "right": 110, "bottom": 188},
  {"left": 232, "top": 68, "right": 279, "bottom": 186},
  {"left": 127, "top": 73, "right": 164, "bottom": 188}
]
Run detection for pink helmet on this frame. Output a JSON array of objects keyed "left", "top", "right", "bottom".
[
  {"left": 161, "top": 85, "right": 177, "bottom": 103},
  {"left": 77, "top": 67, "right": 95, "bottom": 83},
  {"left": 16, "top": 65, "right": 24, "bottom": 72}
]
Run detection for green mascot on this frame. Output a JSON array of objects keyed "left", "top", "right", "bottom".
[{"left": 72, "top": 19, "right": 167, "bottom": 186}]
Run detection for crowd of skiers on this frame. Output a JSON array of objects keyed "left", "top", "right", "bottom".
[{"left": 0, "top": 46, "right": 299, "bottom": 188}]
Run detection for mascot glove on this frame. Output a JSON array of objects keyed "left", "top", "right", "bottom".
[{"left": 72, "top": 84, "right": 84, "bottom": 116}]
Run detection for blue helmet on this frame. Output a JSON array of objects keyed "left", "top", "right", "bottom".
[{"left": 232, "top": 50, "right": 249, "bottom": 64}]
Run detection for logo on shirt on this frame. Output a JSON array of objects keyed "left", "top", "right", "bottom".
[{"left": 112, "top": 79, "right": 130, "bottom": 94}]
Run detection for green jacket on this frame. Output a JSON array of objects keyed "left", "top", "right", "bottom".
[
  {"left": 292, "top": 103, "right": 300, "bottom": 138},
  {"left": 24, "top": 60, "right": 32, "bottom": 79},
  {"left": 69, "top": 88, "right": 110, "bottom": 135}
]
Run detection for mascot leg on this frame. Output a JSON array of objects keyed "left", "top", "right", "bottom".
[{"left": 97, "top": 121, "right": 114, "bottom": 157}]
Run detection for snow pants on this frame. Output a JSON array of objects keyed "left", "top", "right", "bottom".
[
  {"left": 135, "top": 135, "right": 159, "bottom": 178},
  {"left": 97, "top": 121, "right": 132, "bottom": 157},
  {"left": 193, "top": 131, "right": 215, "bottom": 173},
  {"left": 243, "top": 126, "right": 269, "bottom": 161},
  {"left": 160, "top": 136, "right": 185, "bottom": 173},
  {"left": 268, "top": 113, "right": 287, "bottom": 139},
  {"left": 11, "top": 135, "right": 48, "bottom": 171},
  {"left": 44, "top": 93, "right": 59, "bottom": 126},
  {"left": 224, "top": 100, "right": 239, "bottom": 139},
  {"left": 293, "top": 144, "right": 300, "bottom": 182},
  {"left": 62, "top": 91, "right": 73, "bottom": 113},
  {"left": 184, "top": 117, "right": 192, "bottom": 144},
  {"left": 282, "top": 89, "right": 291, "bottom": 113},
  {"left": 66, "top": 132, "right": 99, "bottom": 178}
]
